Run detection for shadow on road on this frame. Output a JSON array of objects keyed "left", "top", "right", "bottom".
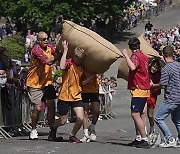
[
  {"left": 107, "top": 141, "right": 130, "bottom": 147},
  {"left": 106, "top": 138, "right": 133, "bottom": 147},
  {"left": 110, "top": 31, "right": 136, "bottom": 44}
]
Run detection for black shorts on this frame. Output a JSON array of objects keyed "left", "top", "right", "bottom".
[
  {"left": 131, "top": 97, "right": 147, "bottom": 113},
  {"left": 58, "top": 100, "right": 83, "bottom": 116},
  {"left": 82, "top": 93, "right": 100, "bottom": 103},
  {"left": 42, "top": 85, "right": 57, "bottom": 102}
]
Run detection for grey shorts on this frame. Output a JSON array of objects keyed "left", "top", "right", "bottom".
[{"left": 27, "top": 85, "right": 57, "bottom": 106}]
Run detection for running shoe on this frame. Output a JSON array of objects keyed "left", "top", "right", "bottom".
[
  {"left": 136, "top": 140, "right": 150, "bottom": 148},
  {"left": 128, "top": 139, "right": 141, "bottom": 146},
  {"left": 69, "top": 136, "right": 81, "bottom": 143},
  {"left": 80, "top": 135, "right": 90, "bottom": 143},
  {"left": 159, "top": 137, "right": 176, "bottom": 148},
  {"left": 29, "top": 129, "right": 38, "bottom": 140},
  {"left": 174, "top": 137, "right": 180, "bottom": 148},
  {"left": 88, "top": 125, "right": 96, "bottom": 141}
]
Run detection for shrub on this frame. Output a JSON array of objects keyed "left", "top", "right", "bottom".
[
  {"left": 53, "top": 69, "right": 63, "bottom": 82},
  {"left": 0, "top": 34, "right": 25, "bottom": 60}
]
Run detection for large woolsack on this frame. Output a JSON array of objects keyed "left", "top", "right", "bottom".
[
  {"left": 56, "top": 20, "right": 123, "bottom": 74},
  {"left": 117, "top": 34, "right": 160, "bottom": 81},
  {"left": 117, "top": 50, "right": 131, "bottom": 81}
]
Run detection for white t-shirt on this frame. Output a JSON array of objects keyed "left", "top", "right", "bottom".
[{"left": 25, "top": 37, "right": 31, "bottom": 48}]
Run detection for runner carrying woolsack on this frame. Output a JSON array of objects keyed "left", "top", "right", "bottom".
[
  {"left": 56, "top": 20, "right": 122, "bottom": 74},
  {"left": 121, "top": 37, "right": 150, "bottom": 149}
]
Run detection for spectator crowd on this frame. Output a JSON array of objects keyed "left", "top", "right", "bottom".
[{"left": 144, "top": 25, "right": 180, "bottom": 61}]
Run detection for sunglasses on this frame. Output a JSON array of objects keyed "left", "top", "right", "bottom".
[{"left": 39, "top": 37, "right": 48, "bottom": 41}]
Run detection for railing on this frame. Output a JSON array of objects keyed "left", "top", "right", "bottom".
[
  {"left": 0, "top": 84, "right": 116, "bottom": 139},
  {"left": 141, "top": 2, "right": 166, "bottom": 20},
  {"left": 0, "top": 86, "right": 31, "bottom": 139},
  {"left": 99, "top": 93, "right": 117, "bottom": 120},
  {"left": 103, "top": 1, "right": 167, "bottom": 39}
]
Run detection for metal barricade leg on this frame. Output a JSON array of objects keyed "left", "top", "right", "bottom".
[
  {"left": 108, "top": 100, "right": 117, "bottom": 118},
  {"left": 99, "top": 94, "right": 110, "bottom": 119},
  {"left": 0, "top": 127, "right": 12, "bottom": 139},
  {"left": 22, "top": 123, "right": 31, "bottom": 132},
  {"left": 12, "top": 126, "right": 25, "bottom": 136},
  {"left": 106, "top": 99, "right": 114, "bottom": 119}
]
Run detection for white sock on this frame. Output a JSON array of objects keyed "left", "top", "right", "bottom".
[
  {"left": 141, "top": 137, "right": 148, "bottom": 142},
  {"left": 84, "top": 129, "right": 89, "bottom": 136},
  {"left": 136, "top": 135, "right": 142, "bottom": 141},
  {"left": 145, "top": 126, "right": 148, "bottom": 135}
]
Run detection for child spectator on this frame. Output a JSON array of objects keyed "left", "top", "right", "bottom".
[
  {"left": 98, "top": 76, "right": 117, "bottom": 115},
  {"left": 109, "top": 77, "right": 117, "bottom": 94},
  {"left": 110, "top": 76, "right": 117, "bottom": 83},
  {"left": 50, "top": 40, "right": 85, "bottom": 143},
  {"left": 98, "top": 75, "right": 106, "bottom": 111},
  {"left": 147, "top": 58, "right": 161, "bottom": 135}
]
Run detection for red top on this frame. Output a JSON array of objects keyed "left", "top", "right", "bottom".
[
  {"left": 128, "top": 50, "right": 150, "bottom": 90},
  {"left": 149, "top": 71, "right": 161, "bottom": 96},
  {"left": 31, "top": 44, "right": 55, "bottom": 64}
]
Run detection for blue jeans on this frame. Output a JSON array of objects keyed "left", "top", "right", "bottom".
[{"left": 154, "top": 103, "right": 180, "bottom": 140}]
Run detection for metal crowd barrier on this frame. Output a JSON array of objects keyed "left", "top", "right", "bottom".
[
  {"left": 68, "top": 93, "right": 117, "bottom": 122},
  {"left": 0, "top": 84, "right": 56, "bottom": 139},
  {"left": 99, "top": 93, "right": 117, "bottom": 120},
  {"left": 117, "top": 1, "right": 167, "bottom": 32},
  {"left": 0, "top": 85, "right": 31, "bottom": 139},
  {"left": 0, "top": 84, "right": 117, "bottom": 139},
  {"left": 141, "top": 2, "right": 166, "bottom": 20}
]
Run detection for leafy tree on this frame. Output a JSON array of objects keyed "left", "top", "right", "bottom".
[{"left": 1, "top": 0, "right": 134, "bottom": 32}]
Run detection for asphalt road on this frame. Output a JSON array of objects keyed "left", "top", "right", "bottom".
[{"left": 1, "top": 3, "right": 180, "bottom": 154}]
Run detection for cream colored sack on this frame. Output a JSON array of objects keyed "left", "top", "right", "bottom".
[
  {"left": 138, "top": 33, "right": 160, "bottom": 58},
  {"left": 56, "top": 20, "right": 122, "bottom": 73},
  {"left": 117, "top": 34, "right": 160, "bottom": 81},
  {"left": 117, "top": 50, "right": 131, "bottom": 81}
]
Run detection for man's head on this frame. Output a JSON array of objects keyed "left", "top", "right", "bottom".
[
  {"left": 162, "top": 46, "right": 174, "bottom": 58},
  {"left": 72, "top": 47, "right": 85, "bottom": 65},
  {"left": 37, "top": 31, "right": 48, "bottom": 49},
  {"left": 128, "top": 37, "right": 140, "bottom": 50}
]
